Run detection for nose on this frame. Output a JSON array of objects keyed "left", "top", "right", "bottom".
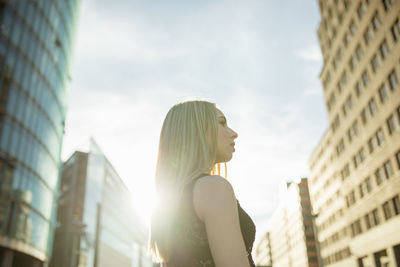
[{"left": 230, "top": 128, "right": 238, "bottom": 139}]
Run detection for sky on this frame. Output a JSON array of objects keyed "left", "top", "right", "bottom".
[{"left": 61, "top": 0, "right": 328, "bottom": 244}]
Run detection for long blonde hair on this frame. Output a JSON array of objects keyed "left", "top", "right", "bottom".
[{"left": 149, "top": 100, "right": 219, "bottom": 261}]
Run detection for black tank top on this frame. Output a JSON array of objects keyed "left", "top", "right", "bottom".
[{"left": 167, "top": 174, "right": 256, "bottom": 267}]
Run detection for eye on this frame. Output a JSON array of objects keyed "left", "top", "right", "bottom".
[{"left": 219, "top": 119, "right": 227, "bottom": 126}]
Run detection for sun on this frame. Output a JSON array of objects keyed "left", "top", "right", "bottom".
[{"left": 129, "top": 179, "right": 156, "bottom": 230}]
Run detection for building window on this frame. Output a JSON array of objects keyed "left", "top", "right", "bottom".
[
  {"left": 355, "top": 44, "right": 363, "bottom": 60},
  {"left": 357, "top": 2, "right": 367, "bottom": 19},
  {"left": 353, "top": 155, "right": 359, "bottom": 169},
  {"left": 393, "top": 196, "right": 400, "bottom": 216},
  {"left": 342, "top": 95, "right": 353, "bottom": 116},
  {"left": 368, "top": 98, "right": 377, "bottom": 116},
  {"left": 349, "top": 55, "right": 357, "bottom": 72},
  {"left": 371, "top": 53, "right": 381, "bottom": 72},
  {"left": 361, "top": 107, "right": 370, "bottom": 125},
  {"left": 372, "top": 208, "right": 380, "bottom": 225},
  {"left": 375, "top": 167, "right": 385, "bottom": 185},
  {"left": 387, "top": 114, "right": 399, "bottom": 134},
  {"left": 364, "top": 214, "right": 371, "bottom": 229},
  {"left": 337, "top": 81, "right": 342, "bottom": 94},
  {"left": 348, "top": 120, "right": 360, "bottom": 142},
  {"left": 351, "top": 219, "right": 362, "bottom": 236},
  {"left": 337, "top": 48, "right": 342, "bottom": 62},
  {"left": 323, "top": 71, "right": 331, "bottom": 88},
  {"left": 363, "top": 26, "right": 374, "bottom": 45},
  {"left": 349, "top": 20, "right": 356, "bottom": 35},
  {"left": 383, "top": 201, "right": 393, "bottom": 220},
  {"left": 383, "top": 160, "right": 393, "bottom": 179},
  {"left": 341, "top": 164, "right": 350, "bottom": 180},
  {"left": 388, "top": 70, "right": 399, "bottom": 90},
  {"left": 376, "top": 128, "right": 384, "bottom": 145},
  {"left": 359, "top": 148, "right": 366, "bottom": 162},
  {"left": 355, "top": 81, "right": 363, "bottom": 97},
  {"left": 333, "top": 114, "right": 341, "bottom": 132},
  {"left": 374, "top": 249, "right": 389, "bottom": 267},
  {"left": 368, "top": 135, "right": 377, "bottom": 153},
  {"left": 347, "top": 129, "right": 353, "bottom": 142},
  {"left": 391, "top": 19, "right": 400, "bottom": 42},
  {"left": 365, "top": 177, "right": 372, "bottom": 192},
  {"left": 362, "top": 71, "right": 369, "bottom": 87},
  {"left": 341, "top": 71, "right": 347, "bottom": 86},
  {"left": 382, "top": 0, "right": 394, "bottom": 11},
  {"left": 350, "top": 190, "right": 356, "bottom": 205},
  {"left": 327, "top": 92, "right": 336, "bottom": 111},
  {"left": 372, "top": 12, "right": 381, "bottom": 30},
  {"left": 353, "top": 120, "right": 359, "bottom": 135},
  {"left": 336, "top": 138, "right": 345, "bottom": 155},
  {"left": 338, "top": 12, "right": 343, "bottom": 23},
  {"left": 343, "top": 32, "right": 351, "bottom": 47},
  {"left": 333, "top": 57, "right": 338, "bottom": 70},
  {"left": 379, "top": 39, "right": 389, "bottom": 59},
  {"left": 397, "top": 106, "right": 400, "bottom": 122},
  {"left": 353, "top": 149, "right": 365, "bottom": 168},
  {"left": 365, "top": 209, "right": 380, "bottom": 230},
  {"left": 359, "top": 183, "right": 365, "bottom": 198},
  {"left": 378, "top": 83, "right": 390, "bottom": 103}
]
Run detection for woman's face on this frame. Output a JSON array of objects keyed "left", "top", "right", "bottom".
[{"left": 215, "top": 109, "right": 238, "bottom": 163}]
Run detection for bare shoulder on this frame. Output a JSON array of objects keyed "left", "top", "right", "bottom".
[
  {"left": 194, "top": 175, "right": 234, "bottom": 191},
  {"left": 192, "top": 175, "right": 236, "bottom": 221}
]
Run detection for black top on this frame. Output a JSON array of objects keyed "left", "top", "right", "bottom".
[{"left": 167, "top": 174, "right": 256, "bottom": 267}]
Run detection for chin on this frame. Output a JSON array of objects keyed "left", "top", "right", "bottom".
[
  {"left": 224, "top": 154, "right": 233, "bottom": 162},
  {"left": 215, "top": 152, "right": 233, "bottom": 163}
]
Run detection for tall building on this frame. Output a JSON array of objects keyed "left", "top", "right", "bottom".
[
  {"left": 50, "top": 140, "right": 153, "bottom": 267},
  {"left": 0, "top": 1, "right": 80, "bottom": 266},
  {"left": 267, "top": 178, "right": 320, "bottom": 267},
  {"left": 309, "top": 0, "right": 400, "bottom": 266},
  {"left": 254, "top": 232, "right": 272, "bottom": 267}
]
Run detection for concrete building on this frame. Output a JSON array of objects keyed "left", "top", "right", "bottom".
[
  {"left": 50, "top": 140, "right": 153, "bottom": 267},
  {"left": 0, "top": 1, "right": 80, "bottom": 266},
  {"left": 309, "top": 0, "right": 400, "bottom": 266},
  {"left": 254, "top": 232, "right": 272, "bottom": 267},
  {"left": 267, "top": 178, "right": 320, "bottom": 267}
]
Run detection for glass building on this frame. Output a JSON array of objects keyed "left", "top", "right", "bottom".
[
  {"left": 51, "top": 140, "right": 154, "bottom": 267},
  {"left": 0, "top": 1, "right": 80, "bottom": 266}
]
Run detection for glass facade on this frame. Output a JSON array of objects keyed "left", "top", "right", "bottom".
[
  {"left": 51, "top": 140, "right": 153, "bottom": 267},
  {"left": 0, "top": 0, "right": 80, "bottom": 265}
]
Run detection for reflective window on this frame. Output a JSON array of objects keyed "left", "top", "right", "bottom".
[
  {"left": 5, "top": 43, "right": 16, "bottom": 70},
  {"left": 0, "top": 37, "right": 8, "bottom": 58},
  {"left": 0, "top": 117, "right": 11, "bottom": 151},
  {"left": 1, "top": 6, "right": 15, "bottom": 37},
  {"left": 11, "top": 17, "right": 22, "bottom": 45},
  {"left": 6, "top": 84, "right": 18, "bottom": 115},
  {"left": 1, "top": 0, "right": 79, "bottom": 258}
]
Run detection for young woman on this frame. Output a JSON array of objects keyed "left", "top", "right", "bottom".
[{"left": 150, "top": 100, "right": 256, "bottom": 267}]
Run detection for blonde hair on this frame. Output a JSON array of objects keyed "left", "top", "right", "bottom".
[{"left": 149, "top": 100, "right": 220, "bottom": 261}]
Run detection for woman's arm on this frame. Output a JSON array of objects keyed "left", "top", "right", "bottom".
[{"left": 193, "top": 175, "right": 251, "bottom": 267}]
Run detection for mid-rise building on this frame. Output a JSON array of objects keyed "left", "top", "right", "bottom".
[
  {"left": 0, "top": 1, "right": 80, "bottom": 266},
  {"left": 254, "top": 232, "right": 272, "bottom": 267},
  {"left": 267, "top": 178, "right": 320, "bottom": 267},
  {"left": 50, "top": 140, "right": 153, "bottom": 267},
  {"left": 309, "top": 0, "right": 400, "bottom": 266}
]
